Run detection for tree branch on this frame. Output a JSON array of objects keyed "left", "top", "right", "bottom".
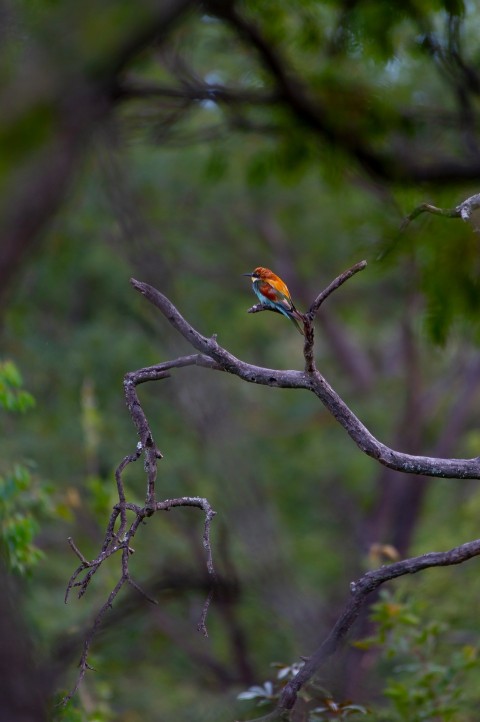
[
  {"left": 65, "top": 263, "right": 480, "bottom": 706},
  {"left": 276, "top": 537, "right": 480, "bottom": 714},
  {"left": 401, "top": 192, "right": 480, "bottom": 231},
  {"left": 130, "top": 273, "right": 480, "bottom": 479},
  {"left": 63, "top": 354, "right": 218, "bottom": 703},
  {"left": 237, "top": 536, "right": 480, "bottom": 720}
]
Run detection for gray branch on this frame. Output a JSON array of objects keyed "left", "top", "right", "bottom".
[
  {"left": 401, "top": 192, "right": 480, "bottom": 231},
  {"left": 130, "top": 273, "right": 480, "bottom": 480}
]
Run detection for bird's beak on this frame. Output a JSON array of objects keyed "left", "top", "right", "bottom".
[{"left": 242, "top": 273, "right": 252, "bottom": 277}]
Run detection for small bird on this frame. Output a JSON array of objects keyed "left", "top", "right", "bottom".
[{"left": 243, "top": 266, "right": 305, "bottom": 335}]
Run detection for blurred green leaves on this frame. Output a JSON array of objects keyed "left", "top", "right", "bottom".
[
  {"left": 0, "top": 464, "right": 46, "bottom": 574},
  {"left": 0, "top": 361, "right": 51, "bottom": 575},
  {"left": 2, "top": 1, "right": 480, "bottom": 720},
  {"left": 359, "top": 591, "right": 480, "bottom": 721},
  {"left": 0, "top": 359, "right": 35, "bottom": 412}
]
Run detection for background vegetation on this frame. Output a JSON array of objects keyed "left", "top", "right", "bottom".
[{"left": 2, "top": 1, "right": 480, "bottom": 720}]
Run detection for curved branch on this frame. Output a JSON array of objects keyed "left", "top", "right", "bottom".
[
  {"left": 239, "top": 536, "right": 480, "bottom": 721},
  {"left": 303, "top": 260, "right": 367, "bottom": 372},
  {"left": 130, "top": 275, "right": 480, "bottom": 480},
  {"left": 307, "top": 260, "right": 367, "bottom": 317},
  {"left": 401, "top": 192, "right": 480, "bottom": 231},
  {"left": 65, "top": 267, "right": 479, "bottom": 717},
  {"left": 277, "top": 537, "right": 480, "bottom": 712}
]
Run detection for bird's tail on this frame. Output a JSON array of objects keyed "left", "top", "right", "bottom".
[{"left": 288, "top": 308, "right": 305, "bottom": 335}]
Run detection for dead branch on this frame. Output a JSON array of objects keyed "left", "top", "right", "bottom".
[
  {"left": 303, "top": 260, "right": 367, "bottom": 372},
  {"left": 130, "top": 268, "right": 480, "bottom": 479},
  {"left": 401, "top": 192, "right": 480, "bottom": 231},
  {"left": 63, "top": 355, "right": 218, "bottom": 704},
  {"left": 64, "top": 261, "right": 480, "bottom": 708},
  {"left": 240, "top": 537, "right": 480, "bottom": 721},
  {"left": 127, "top": 264, "right": 480, "bottom": 716},
  {"left": 276, "top": 537, "right": 480, "bottom": 715}
]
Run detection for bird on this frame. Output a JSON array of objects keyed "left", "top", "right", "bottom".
[{"left": 243, "top": 266, "right": 305, "bottom": 335}]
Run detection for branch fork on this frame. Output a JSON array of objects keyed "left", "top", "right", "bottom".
[{"left": 64, "top": 259, "right": 480, "bottom": 713}]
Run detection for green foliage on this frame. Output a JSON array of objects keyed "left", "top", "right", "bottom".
[
  {"left": 52, "top": 689, "right": 114, "bottom": 722},
  {"left": 3, "top": 1, "right": 480, "bottom": 720},
  {"left": 0, "top": 360, "right": 51, "bottom": 575},
  {"left": 359, "top": 591, "right": 480, "bottom": 721},
  {"left": 0, "top": 463, "right": 48, "bottom": 574},
  {"left": 0, "top": 359, "right": 35, "bottom": 413},
  {"left": 238, "top": 587, "right": 480, "bottom": 721}
]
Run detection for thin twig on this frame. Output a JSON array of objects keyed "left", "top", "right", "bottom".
[
  {"left": 303, "top": 260, "right": 367, "bottom": 372},
  {"left": 62, "top": 575, "right": 127, "bottom": 704},
  {"left": 63, "top": 355, "right": 218, "bottom": 703},
  {"left": 307, "top": 260, "right": 367, "bottom": 317},
  {"left": 67, "top": 537, "right": 89, "bottom": 565}
]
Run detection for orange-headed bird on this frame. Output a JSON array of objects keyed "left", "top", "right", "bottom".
[{"left": 243, "top": 266, "right": 305, "bottom": 335}]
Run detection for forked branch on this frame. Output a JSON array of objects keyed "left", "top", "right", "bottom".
[
  {"left": 130, "top": 265, "right": 480, "bottom": 479},
  {"left": 128, "top": 264, "right": 480, "bottom": 718},
  {"left": 64, "top": 261, "right": 480, "bottom": 710},
  {"left": 63, "top": 359, "right": 217, "bottom": 704}
]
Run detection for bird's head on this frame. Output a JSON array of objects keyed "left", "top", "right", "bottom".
[{"left": 242, "top": 267, "right": 273, "bottom": 281}]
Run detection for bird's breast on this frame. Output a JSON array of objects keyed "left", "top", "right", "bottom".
[{"left": 258, "top": 282, "right": 279, "bottom": 301}]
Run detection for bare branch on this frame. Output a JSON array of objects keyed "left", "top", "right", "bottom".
[
  {"left": 63, "top": 353, "right": 218, "bottom": 702},
  {"left": 247, "top": 261, "right": 368, "bottom": 375},
  {"left": 63, "top": 572, "right": 131, "bottom": 704},
  {"left": 255, "top": 213, "right": 375, "bottom": 390},
  {"left": 277, "top": 537, "right": 480, "bottom": 713},
  {"left": 65, "top": 264, "right": 480, "bottom": 705},
  {"left": 302, "top": 260, "right": 368, "bottom": 373},
  {"left": 401, "top": 192, "right": 480, "bottom": 231},
  {"left": 64, "top": 491, "right": 217, "bottom": 701},
  {"left": 130, "top": 275, "right": 480, "bottom": 480},
  {"left": 307, "top": 260, "right": 368, "bottom": 317}
]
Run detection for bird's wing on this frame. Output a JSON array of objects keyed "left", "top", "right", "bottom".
[{"left": 261, "top": 280, "right": 293, "bottom": 308}]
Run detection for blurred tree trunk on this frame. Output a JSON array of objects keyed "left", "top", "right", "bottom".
[{"left": 0, "top": 561, "right": 51, "bottom": 722}]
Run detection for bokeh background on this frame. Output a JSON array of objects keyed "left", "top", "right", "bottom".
[{"left": 2, "top": 2, "right": 480, "bottom": 720}]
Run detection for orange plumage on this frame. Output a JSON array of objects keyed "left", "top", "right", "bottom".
[{"left": 243, "top": 266, "right": 304, "bottom": 334}]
